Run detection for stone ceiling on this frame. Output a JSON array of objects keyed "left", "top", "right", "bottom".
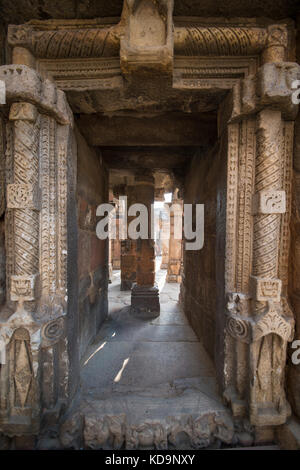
[{"left": 0, "top": 0, "right": 299, "bottom": 25}]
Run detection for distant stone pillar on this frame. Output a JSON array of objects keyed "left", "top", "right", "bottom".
[
  {"left": 111, "top": 200, "right": 121, "bottom": 270},
  {"left": 166, "top": 198, "right": 183, "bottom": 283},
  {"left": 160, "top": 206, "right": 169, "bottom": 269},
  {"left": 121, "top": 185, "right": 137, "bottom": 290},
  {"left": 131, "top": 171, "right": 160, "bottom": 318},
  {"left": 108, "top": 209, "right": 114, "bottom": 283}
]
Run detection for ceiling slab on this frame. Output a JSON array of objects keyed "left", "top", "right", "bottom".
[{"left": 76, "top": 113, "right": 217, "bottom": 147}]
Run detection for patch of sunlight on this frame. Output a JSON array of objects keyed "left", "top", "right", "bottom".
[
  {"left": 114, "top": 357, "right": 130, "bottom": 383},
  {"left": 83, "top": 341, "right": 107, "bottom": 366}
]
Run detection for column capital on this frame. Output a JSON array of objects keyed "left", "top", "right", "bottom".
[
  {"left": 9, "top": 102, "right": 37, "bottom": 122},
  {"left": 230, "top": 61, "right": 300, "bottom": 122}
]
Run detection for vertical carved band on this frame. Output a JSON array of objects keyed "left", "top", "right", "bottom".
[
  {"left": 8, "top": 103, "right": 40, "bottom": 302},
  {"left": 225, "top": 123, "right": 239, "bottom": 292},
  {"left": 252, "top": 110, "right": 282, "bottom": 283}
]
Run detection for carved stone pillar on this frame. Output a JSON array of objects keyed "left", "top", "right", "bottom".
[
  {"left": 131, "top": 171, "right": 160, "bottom": 318},
  {"left": 248, "top": 109, "right": 294, "bottom": 426},
  {"left": 121, "top": 185, "right": 137, "bottom": 291},
  {"left": 224, "top": 60, "right": 299, "bottom": 428},
  {"left": 0, "top": 65, "right": 73, "bottom": 439},
  {"left": 166, "top": 198, "right": 183, "bottom": 283}
]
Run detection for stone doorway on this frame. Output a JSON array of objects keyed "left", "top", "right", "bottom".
[{"left": 0, "top": 5, "right": 299, "bottom": 449}]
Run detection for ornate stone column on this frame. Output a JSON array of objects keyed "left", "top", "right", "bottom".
[
  {"left": 121, "top": 185, "right": 137, "bottom": 291},
  {"left": 0, "top": 65, "right": 73, "bottom": 440},
  {"left": 249, "top": 109, "right": 294, "bottom": 426},
  {"left": 131, "top": 170, "right": 160, "bottom": 318},
  {"left": 166, "top": 197, "right": 183, "bottom": 283},
  {"left": 224, "top": 58, "right": 299, "bottom": 428}
]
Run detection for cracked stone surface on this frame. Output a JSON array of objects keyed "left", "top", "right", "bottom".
[{"left": 59, "top": 260, "right": 236, "bottom": 449}]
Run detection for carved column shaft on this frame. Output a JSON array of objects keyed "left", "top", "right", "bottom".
[
  {"left": 252, "top": 110, "right": 282, "bottom": 291},
  {"left": 8, "top": 103, "right": 40, "bottom": 305},
  {"left": 131, "top": 171, "right": 160, "bottom": 318}
]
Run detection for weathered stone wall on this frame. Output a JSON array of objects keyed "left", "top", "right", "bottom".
[
  {"left": 0, "top": 25, "right": 6, "bottom": 308},
  {"left": 0, "top": 220, "right": 5, "bottom": 307},
  {"left": 76, "top": 126, "right": 108, "bottom": 358},
  {"left": 287, "top": 15, "right": 300, "bottom": 420},
  {"left": 182, "top": 131, "right": 225, "bottom": 362}
]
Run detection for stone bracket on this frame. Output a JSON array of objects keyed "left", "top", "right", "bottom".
[
  {"left": 252, "top": 301, "right": 294, "bottom": 342},
  {"left": 230, "top": 62, "right": 300, "bottom": 122},
  {"left": 120, "top": 0, "right": 174, "bottom": 75},
  {"left": 252, "top": 190, "right": 286, "bottom": 215},
  {"left": 226, "top": 292, "right": 294, "bottom": 343}
]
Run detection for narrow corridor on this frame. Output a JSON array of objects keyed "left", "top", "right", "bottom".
[{"left": 70, "top": 259, "right": 234, "bottom": 449}]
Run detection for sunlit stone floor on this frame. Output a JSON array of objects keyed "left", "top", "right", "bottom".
[
  {"left": 69, "top": 258, "right": 237, "bottom": 449},
  {"left": 81, "top": 258, "right": 220, "bottom": 401}
]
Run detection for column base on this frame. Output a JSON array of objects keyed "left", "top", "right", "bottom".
[
  {"left": 160, "top": 263, "right": 168, "bottom": 270},
  {"left": 121, "top": 280, "right": 135, "bottom": 291},
  {"left": 130, "top": 284, "right": 160, "bottom": 319},
  {"left": 166, "top": 274, "right": 182, "bottom": 283}
]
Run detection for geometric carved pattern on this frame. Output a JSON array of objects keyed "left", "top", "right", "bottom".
[
  {"left": 252, "top": 110, "right": 282, "bottom": 281},
  {"left": 253, "top": 190, "right": 286, "bottom": 215},
  {"left": 174, "top": 25, "right": 268, "bottom": 56},
  {"left": 251, "top": 276, "right": 282, "bottom": 302},
  {"left": 7, "top": 183, "right": 40, "bottom": 210},
  {"left": 12, "top": 114, "right": 41, "bottom": 279},
  {"left": 14, "top": 338, "right": 33, "bottom": 408},
  {"left": 10, "top": 274, "right": 36, "bottom": 301},
  {"left": 252, "top": 301, "right": 294, "bottom": 342},
  {"left": 41, "top": 317, "right": 65, "bottom": 348}
]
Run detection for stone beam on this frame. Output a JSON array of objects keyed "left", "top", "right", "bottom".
[{"left": 77, "top": 114, "right": 217, "bottom": 147}]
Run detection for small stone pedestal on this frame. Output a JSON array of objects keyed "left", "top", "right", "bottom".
[{"left": 131, "top": 284, "right": 160, "bottom": 319}]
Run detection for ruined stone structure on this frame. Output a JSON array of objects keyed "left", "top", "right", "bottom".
[{"left": 0, "top": 0, "right": 300, "bottom": 450}]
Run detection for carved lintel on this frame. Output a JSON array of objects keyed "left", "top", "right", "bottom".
[
  {"left": 10, "top": 274, "right": 37, "bottom": 302},
  {"left": 251, "top": 276, "right": 282, "bottom": 302},
  {"left": 252, "top": 190, "right": 286, "bottom": 215},
  {"left": 7, "top": 183, "right": 40, "bottom": 210}
]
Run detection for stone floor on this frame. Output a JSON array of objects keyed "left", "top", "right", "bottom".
[{"left": 59, "top": 259, "right": 240, "bottom": 449}]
